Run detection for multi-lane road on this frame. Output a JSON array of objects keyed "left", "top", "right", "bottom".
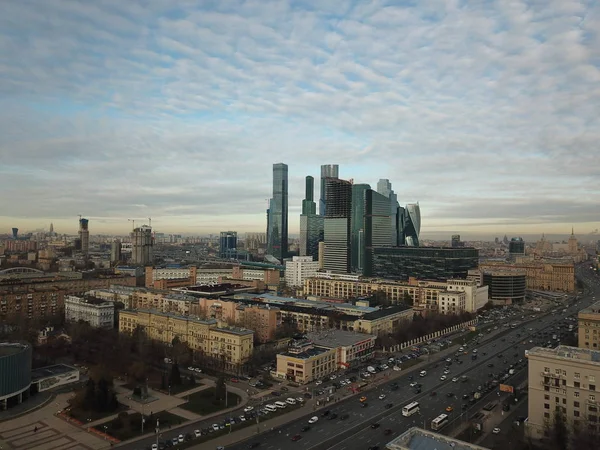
[{"left": 124, "top": 264, "right": 599, "bottom": 450}]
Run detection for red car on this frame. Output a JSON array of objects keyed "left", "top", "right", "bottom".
[
  {"left": 230, "top": 377, "right": 239, "bottom": 383},
  {"left": 292, "top": 434, "right": 302, "bottom": 441}
]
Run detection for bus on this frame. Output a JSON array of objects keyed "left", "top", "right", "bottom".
[
  {"left": 402, "top": 402, "right": 420, "bottom": 417},
  {"left": 431, "top": 413, "right": 449, "bottom": 431}
]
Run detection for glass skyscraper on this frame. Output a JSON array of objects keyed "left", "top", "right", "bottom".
[
  {"left": 377, "top": 178, "right": 400, "bottom": 246},
  {"left": 363, "top": 189, "right": 392, "bottom": 276},
  {"left": 319, "top": 164, "right": 339, "bottom": 216},
  {"left": 403, "top": 203, "right": 421, "bottom": 247},
  {"left": 219, "top": 231, "right": 238, "bottom": 258},
  {"left": 267, "top": 163, "right": 288, "bottom": 260},
  {"left": 350, "top": 183, "right": 371, "bottom": 273},
  {"left": 299, "top": 175, "right": 323, "bottom": 260},
  {"left": 323, "top": 178, "right": 352, "bottom": 274}
]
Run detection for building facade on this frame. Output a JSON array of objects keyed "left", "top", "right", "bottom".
[
  {"left": 119, "top": 309, "right": 254, "bottom": 373},
  {"left": 478, "top": 259, "right": 575, "bottom": 293},
  {"left": 299, "top": 214, "right": 324, "bottom": 261},
  {"left": 403, "top": 203, "right": 421, "bottom": 247},
  {"left": 350, "top": 183, "right": 371, "bottom": 273},
  {"left": 267, "top": 163, "right": 288, "bottom": 260},
  {"left": 323, "top": 178, "right": 352, "bottom": 274},
  {"left": 0, "top": 343, "right": 32, "bottom": 410},
  {"left": 579, "top": 301, "right": 600, "bottom": 350},
  {"left": 482, "top": 270, "right": 527, "bottom": 305},
  {"left": 131, "top": 226, "right": 153, "bottom": 266},
  {"left": 276, "top": 340, "right": 337, "bottom": 384},
  {"left": 64, "top": 295, "right": 115, "bottom": 328},
  {"left": 219, "top": 231, "right": 238, "bottom": 258},
  {"left": 306, "top": 330, "right": 376, "bottom": 368},
  {"left": 319, "top": 164, "right": 339, "bottom": 216},
  {"left": 372, "top": 247, "right": 479, "bottom": 281},
  {"left": 285, "top": 256, "right": 319, "bottom": 288},
  {"left": 363, "top": 188, "right": 392, "bottom": 276},
  {"left": 145, "top": 266, "right": 198, "bottom": 289},
  {"left": 130, "top": 288, "right": 198, "bottom": 316},
  {"left": 526, "top": 346, "right": 600, "bottom": 440}
]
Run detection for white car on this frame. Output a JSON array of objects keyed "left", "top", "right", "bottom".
[
  {"left": 194, "top": 368, "right": 202, "bottom": 373},
  {"left": 239, "top": 415, "right": 246, "bottom": 421},
  {"left": 152, "top": 445, "right": 158, "bottom": 450},
  {"left": 444, "top": 369, "right": 450, "bottom": 374},
  {"left": 212, "top": 424, "right": 220, "bottom": 431},
  {"left": 194, "top": 430, "right": 201, "bottom": 438},
  {"left": 330, "top": 375, "right": 337, "bottom": 379},
  {"left": 379, "top": 394, "right": 386, "bottom": 400},
  {"left": 440, "top": 375, "right": 447, "bottom": 381},
  {"left": 296, "top": 397, "right": 304, "bottom": 403},
  {"left": 178, "top": 434, "right": 184, "bottom": 443},
  {"left": 315, "top": 380, "right": 323, "bottom": 385},
  {"left": 393, "top": 366, "right": 402, "bottom": 371},
  {"left": 308, "top": 416, "right": 319, "bottom": 424},
  {"left": 188, "top": 366, "right": 195, "bottom": 371},
  {"left": 452, "top": 377, "right": 459, "bottom": 383},
  {"left": 244, "top": 406, "right": 254, "bottom": 412},
  {"left": 410, "top": 381, "right": 418, "bottom": 387},
  {"left": 493, "top": 427, "right": 501, "bottom": 434}
]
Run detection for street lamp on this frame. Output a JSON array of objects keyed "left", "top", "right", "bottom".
[
  {"left": 103, "top": 425, "right": 108, "bottom": 440},
  {"left": 155, "top": 419, "right": 160, "bottom": 448}
]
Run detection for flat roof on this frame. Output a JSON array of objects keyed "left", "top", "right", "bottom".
[
  {"left": 280, "top": 345, "right": 331, "bottom": 359},
  {"left": 386, "top": 427, "right": 490, "bottom": 450},
  {"left": 362, "top": 304, "right": 413, "bottom": 320},
  {"left": 580, "top": 300, "right": 600, "bottom": 315},
  {"left": 31, "top": 364, "right": 78, "bottom": 381},
  {"left": 527, "top": 345, "right": 600, "bottom": 365},
  {"left": 0, "top": 343, "right": 28, "bottom": 357},
  {"left": 307, "top": 330, "right": 376, "bottom": 348}
]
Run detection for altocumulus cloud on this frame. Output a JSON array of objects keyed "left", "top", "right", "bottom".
[{"left": 0, "top": 0, "right": 599, "bottom": 235}]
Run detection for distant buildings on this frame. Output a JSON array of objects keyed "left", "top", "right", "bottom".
[
  {"left": 267, "top": 163, "right": 288, "bottom": 261},
  {"left": 508, "top": 237, "right": 525, "bottom": 259},
  {"left": 119, "top": 309, "right": 254, "bottom": 373},
  {"left": 64, "top": 295, "right": 115, "bottom": 328},
  {"left": 478, "top": 259, "right": 575, "bottom": 293},
  {"left": 145, "top": 266, "right": 197, "bottom": 289},
  {"left": 219, "top": 231, "right": 237, "bottom": 258},
  {"left": 285, "top": 256, "right": 319, "bottom": 288}
]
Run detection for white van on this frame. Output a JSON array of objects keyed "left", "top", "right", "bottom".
[
  {"left": 367, "top": 366, "right": 376, "bottom": 373},
  {"left": 419, "top": 370, "right": 427, "bottom": 377},
  {"left": 286, "top": 397, "right": 296, "bottom": 405},
  {"left": 265, "top": 404, "right": 277, "bottom": 412},
  {"left": 274, "top": 401, "right": 287, "bottom": 409}
]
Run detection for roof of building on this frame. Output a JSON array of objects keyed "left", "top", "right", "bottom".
[
  {"left": 580, "top": 300, "right": 600, "bottom": 315},
  {"left": 527, "top": 345, "right": 600, "bottom": 365},
  {"left": 386, "top": 427, "right": 490, "bottom": 450},
  {"left": 242, "top": 293, "right": 378, "bottom": 315},
  {"left": 280, "top": 345, "right": 332, "bottom": 359},
  {"left": 0, "top": 342, "right": 29, "bottom": 358},
  {"left": 31, "top": 364, "right": 78, "bottom": 382},
  {"left": 361, "top": 304, "right": 413, "bottom": 321},
  {"left": 306, "top": 330, "right": 376, "bottom": 348},
  {"left": 66, "top": 295, "right": 113, "bottom": 306}
]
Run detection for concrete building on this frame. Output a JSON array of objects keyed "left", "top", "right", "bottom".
[
  {"left": 130, "top": 289, "right": 198, "bottom": 316},
  {"left": 145, "top": 266, "right": 198, "bottom": 289},
  {"left": 64, "top": 295, "right": 115, "bottom": 328},
  {"left": 482, "top": 269, "right": 527, "bottom": 305},
  {"left": 276, "top": 339, "right": 337, "bottom": 384},
  {"left": 0, "top": 285, "right": 65, "bottom": 322},
  {"left": 526, "top": 346, "right": 600, "bottom": 440},
  {"left": 0, "top": 343, "right": 32, "bottom": 410},
  {"left": 119, "top": 309, "right": 254, "bottom": 373},
  {"left": 78, "top": 218, "right": 89, "bottom": 256},
  {"left": 285, "top": 256, "right": 319, "bottom": 288},
  {"left": 478, "top": 259, "right": 575, "bottom": 293},
  {"left": 306, "top": 330, "right": 376, "bottom": 369},
  {"left": 386, "top": 427, "right": 491, "bottom": 450},
  {"left": 110, "top": 239, "right": 122, "bottom": 264},
  {"left": 219, "top": 231, "right": 238, "bottom": 258},
  {"left": 131, "top": 225, "right": 153, "bottom": 266},
  {"left": 579, "top": 301, "right": 600, "bottom": 350}
]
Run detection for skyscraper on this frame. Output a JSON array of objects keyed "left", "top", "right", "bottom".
[
  {"left": 403, "top": 203, "right": 421, "bottom": 247},
  {"left": 299, "top": 175, "right": 323, "bottom": 260},
  {"left": 111, "top": 239, "right": 122, "bottom": 264},
  {"left": 78, "top": 218, "right": 89, "bottom": 256},
  {"left": 131, "top": 225, "right": 153, "bottom": 266},
  {"left": 350, "top": 183, "right": 371, "bottom": 273},
  {"left": 319, "top": 164, "right": 339, "bottom": 216},
  {"left": 267, "top": 163, "right": 288, "bottom": 260},
  {"left": 377, "top": 179, "right": 400, "bottom": 246},
  {"left": 219, "top": 231, "right": 238, "bottom": 258},
  {"left": 323, "top": 178, "right": 352, "bottom": 274},
  {"left": 363, "top": 189, "right": 392, "bottom": 276}
]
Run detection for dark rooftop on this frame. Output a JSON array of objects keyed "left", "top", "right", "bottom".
[
  {"left": 0, "top": 343, "right": 29, "bottom": 358},
  {"left": 31, "top": 364, "right": 78, "bottom": 381},
  {"left": 280, "top": 345, "right": 331, "bottom": 359},
  {"left": 361, "top": 304, "right": 413, "bottom": 321}
]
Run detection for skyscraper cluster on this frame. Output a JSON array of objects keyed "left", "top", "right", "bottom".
[{"left": 266, "top": 163, "right": 421, "bottom": 274}]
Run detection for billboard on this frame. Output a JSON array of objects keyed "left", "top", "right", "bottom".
[{"left": 499, "top": 384, "right": 514, "bottom": 393}]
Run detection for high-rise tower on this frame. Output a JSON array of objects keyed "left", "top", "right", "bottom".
[
  {"left": 131, "top": 225, "right": 153, "bottom": 266},
  {"left": 363, "top": 189, "right": 392, "bottom": 276},
  {"left": 219, "top": 231, "right": 238, "bottom": 258},
  {"left": 267, "top": 163, "right": 288, "bottom": 260},
  {"left": 302, "top": 176, "right": 316, "bottom": 215},
  {"left": 377, "top": 179, "right": 400, "bottom": 246},
  {"left": 300, "top": 175, "right": 323, "bottom": 260},
  {"left": 78, "top": 218, "right": 89, "bottom": 256},
  {"left": 319, "top": 164, "right": 339, "bottom": 216},
  {"left": 403, "top": 203, "right": 421, "bottom": 247},
  {"left": 350, "top": 183, "right": 371, "bottom": 273},
  {"left": 323, "top": 178, "right": 352, "bottom": 273}
]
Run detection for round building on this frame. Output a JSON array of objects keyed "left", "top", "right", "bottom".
[
  {"left": 482, "top": 270, "right": 526, "bottom": 305},
  {"left": 0, "top": 342, "right": 32, "bottom": 410}
]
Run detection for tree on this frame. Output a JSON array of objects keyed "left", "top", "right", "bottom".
[
  {"left": 402, "top": 292, "right": 414, "bottom": 306},
  {"left": 170, "top": 363, "right": 182, "bottom": 386},
  {"left": 214, "top": 376, "right": 226, "bottom": 402},
  {"left": 83, "top": 379, "right": 96, "bottom": 410}
]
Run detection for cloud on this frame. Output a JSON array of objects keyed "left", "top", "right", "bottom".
[{"left": 0, "top": 0, "right": 599, "bottom": 236}]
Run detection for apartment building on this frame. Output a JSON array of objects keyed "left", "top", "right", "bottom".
[
  {"left": 479, "top": 259, "right": 575, "bottom": 293},
  {"left": 0, "top": 285, "right": 64, "bottom": 322},
  {"left": 285, "top": 256, "right": 319, "bottom": 288},
  {"left": 275, "top": 339, "right": 337, "bottom": 384},
  {"left": 306, "top": 330, "right": 376, "bottom": 368},
  {"left": 130, "top": 288, "right": 198, "bottom": 316},
  {"left": 304, "top": 274, "right": 487, "bottom": 313},
  {"left": 527, "top": 346, "right": 600, "bottom": 440},
  {"left": 119, "top": 309, "right": 254, "bottom": 373},
  {"left": 438, "top": 291, "right": 466, "bottom": 314},
  {"left": 144, "top": 266, "right": 198, "bottom": 289},
  {"left": 578, "top": 301, "right": 600, "bottom": 350},
  {"left": 64, "top": 295, "right": 115, "bottom": 329}
]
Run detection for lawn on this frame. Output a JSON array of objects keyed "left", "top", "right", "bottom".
[
  {"left": 66, "top": 403, "right": 127, "bottom": 423},
  {"left": 98, "top": 410, "right": 187, "bottom": 441},
  {"left": 179, "top": 387, "right": 242, "bottom": 416}
]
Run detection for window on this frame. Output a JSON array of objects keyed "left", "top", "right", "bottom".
[
  {"left": 575, "top": 401, "right": 580, "bottom": 408},
  {"left": 591, "top": 395, "right": 596, "bottom": 401},
  {"left": 575, "top": 392, "right": 580, "bottom": 398},
  {"left": 555, "top": 397, "right": 560, "bottom": 403},
  {"left": 574, "top": 410, "right": 580, "bottom": 417},
  {"left": 544, "top": 412, "right": 550, "bottom": 419},
  {"left": 591, "top": 376, "right": 596, "bottom": 382},
  {"left": 575, "top": 382, "right": 581, "bottom": 388},
  {"left": 575, "top": 372, "right": 581, "bottom": 379},
  {"left": 544, "top": 367, "right": 550, "bottom": 373},
  {"left": 563, "top": 398, "right": 567, "bottom": 404},
  {"left": 591, "top": 385, "right": 596, "bottom": 391},
  {"left": 545, "top": 395, "right": 550, "bottom": 400},
  {"left": 544, "top": 404, "right": 550, "bottom": 409}
]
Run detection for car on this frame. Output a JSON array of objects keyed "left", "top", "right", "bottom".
[
  {"left": 194, "top": 429, "right": 201, "bottom": 438},
  {"left": 379, "top": 394, "right": 386, "bottom": 400},
  {"left": 178, "top": 435, "right": 184, "bottom": 443},
  {"left": 171, "top": 438, "right": 179, "bottom": 445},
  {"left": 446, "top": 406, "right": 453, "bottom": 412},
  {"left": 447, "top": 392, "right": 454, "bottom": 398},
  {"left": 361, "top": 402, "right": 368, "bottom": 408},
  {"left": 371, "top": 423, "right": 380, "bottom": 429},
  {"left": 230, "top": 377, "right": 239, "bottom": 383},
  {"left": 152, "top": 445, "right": 158, "bottom": 450},
  {"left": 488, "top": 363, "right": 494, "bottom": 367},
  {"left": 308, "top": 416, "right": 318, "bottom": 424},
  {"left": 315, "top": 380, "right": 322, "bottom": 385},
  {"left": 410, "top": 381, "right": 418, "bottom": 387},
  {"left": 493, "top": 427, "right": 501, "bottom": 434},
  {"left": 188, "top": 366, "right": 195, "bottom": 371},
  {"left": 281, "top": 386, "right": 289, "bottom": 391},
  {"left": 291, "top": 434, "right": 302, "bottom": 441},
  {"left": 391, "top": 385, "right": 399, "bottom": 391},
  {"left": 462, "top": 394, "right": 469, "bottom": 400},
  {"left": 440, "top": 375, "right": 447, "bottom": 381},
  {"left": 327, "top": 413, "right": 338, "bottom": 420},
  {"left": 360, "top": 396, "right": 367, "bottom": 402},
  {"left": 301, "top": 425, "right": 310, "bottom": 432},
  {"left": 244, "top": 406, "right": 254, "bottom": 413},
  {"left": 444, "top": 369, "right": 450, "bottom": 374},
  {"left": 321, "top": 410, "right": 330, "bottom": 417},
  {"left": 212, "top": 424, "right": 220, "bottom": 431},
  {"left": 452, "top": 377, "right": 459, "bottom": 382},
  {"left": 248, "top": 443, "right": 260, "bottom": 448}
]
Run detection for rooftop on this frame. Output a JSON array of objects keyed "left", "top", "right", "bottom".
[
  {"left": 175, "top": 283, "right": 252, "bottom": 294},
  {"left": 361, "top": 304, "right": 413, "bottom": 321},
  {"left": 527, "top": 345, "right": 600, "bottom": 365},
  {"left": 280, "top": 345, "right": 332, "bottom": 360},
  {"left": 31, "top": 364, "right": 78, "bottom": 382},
  {"left": 386, "top": 427, "right": 490, "bottom": 450},
  {"left": 580, "top": 300, "right": 600, "bottom": 315},
  {"left": 0, "top": 342, "right": 29, "bottom": 358},
  {"left": 306, "top": 330, "right": 376, "bottom": 348},
  {"left": 66, "top": 295, "right": 113, "bottom": 306}
]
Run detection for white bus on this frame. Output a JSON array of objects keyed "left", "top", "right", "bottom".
[
  {"left": 402, "top": 401, "right": 420, "bottom": 417},
  {"left": 431, "top": 413, "right": 449, "bottom": 431}
]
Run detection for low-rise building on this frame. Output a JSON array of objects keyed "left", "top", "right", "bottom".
[
  {"left": 130, "top": 288, "right": 198, "bottom": 316},
  {"left": 65, "top": 295, "right": 115, "bottom": 328},
  {"left": 386, "top": 427, "right": 491, "bottom": 450},
  {"left": 306, "top": 330, "right": 376, "bottom": 368},
  {"left": 144, "top": 266, "right": 198, "bottom": 289},
  {"left": 478, "top": 259, "right": 575, "bottom": 293},
  {"left": 275, "top": 339, "right": 337, "bottom": 384},
  {"left": 578, "top": 301, "right": 600, "bottom": 350},
  {"left": 526, "top": 345, "right": 600, "bottom": 440},
  {"left": 285, "top": 256, "right": 319, "bottom": 288},
  {"left": 354, "top": 305, "right": 413, "bottom": 335},
  {"left": 119, "top": 309, "right": 254, "bottom": 373}
]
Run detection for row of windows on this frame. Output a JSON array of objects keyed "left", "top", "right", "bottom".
[{"left": 543, "top": 368, "right": 596, "bottom": 382}]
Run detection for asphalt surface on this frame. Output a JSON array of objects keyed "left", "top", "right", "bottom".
[{"left": 124, "top": 264, "right": 600, "bottom": 450}]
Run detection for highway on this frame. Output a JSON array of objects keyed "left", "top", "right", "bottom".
[{"left": 124, "top": 264, "right": 599, "bottom": 450}]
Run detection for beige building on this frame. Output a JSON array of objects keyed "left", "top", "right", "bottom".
[
  {"left": 306, "top": 330, "right": 376, "bottom": 369},
  {"left": 64, "top": 295, "right": 114, "bottom": 329},
  {"left": 579, "top": 301, "right": 600, "bottom": 350},
  {"left": 304, "top": 275, "right": 486, "bottom": 313},
  {"left": 479, "top": 259, "right": 575, "bottom": 293},
  {"left": 275, "top": 340, "right": 337, "bottom": 384},
  {"left": 119, "top": 309, "right": 254, "bottom": 373},
  {"left": 129, "top": 288, "right": 198, "bottom": 316},
  {"left": 526, "top": 346, "right": 600, "bottom": 440}
]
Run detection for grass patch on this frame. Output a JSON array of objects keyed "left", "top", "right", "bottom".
[
  {"left": 99, "top": 410, "right": 187, "bottom": 441},
  {"left": 66, "top": 403, "right": 127, "bottom": 423},
  {"left": 179, "top": 388, "right": 242, "bottom": 415}
]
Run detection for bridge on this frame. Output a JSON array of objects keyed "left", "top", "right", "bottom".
[{"left": 0, "top": 267, "right": 44, "bottom": 274}]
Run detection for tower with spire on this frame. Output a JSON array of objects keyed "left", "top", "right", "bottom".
[
  {"left": 568, "top": 227, "right": 578, "bottom": 255},
  {"left": 49, "top": 222, "right": 54, "bottom": 233}
]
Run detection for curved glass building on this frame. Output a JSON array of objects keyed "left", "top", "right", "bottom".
[{"left": 403, "top": 203, "right": 421, "bottom": 247}]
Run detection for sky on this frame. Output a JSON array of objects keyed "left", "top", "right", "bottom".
[{"left": 1, "top": 0, "right": 599, "bottom": 239}]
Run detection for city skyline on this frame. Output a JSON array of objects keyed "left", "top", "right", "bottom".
[{"left": 1, "top": 1, "right": 599, "bottom": 236}]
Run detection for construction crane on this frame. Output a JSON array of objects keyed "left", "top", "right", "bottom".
[
  {"left": 128, "top": 218, "right": 135, "bottom": 230},
  {"left": 148, "top": 217, "right": 152, "bottom": 228}
]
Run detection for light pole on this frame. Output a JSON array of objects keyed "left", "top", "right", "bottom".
[
  {"left": 155, "top": 419, "right": 160, "bottom": 448},
  {"left": 141, "top": 402, "right": 145, "bottom": 434},
  {"left": 103, "top": 425, "right": 108, "bottom": 440}
]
